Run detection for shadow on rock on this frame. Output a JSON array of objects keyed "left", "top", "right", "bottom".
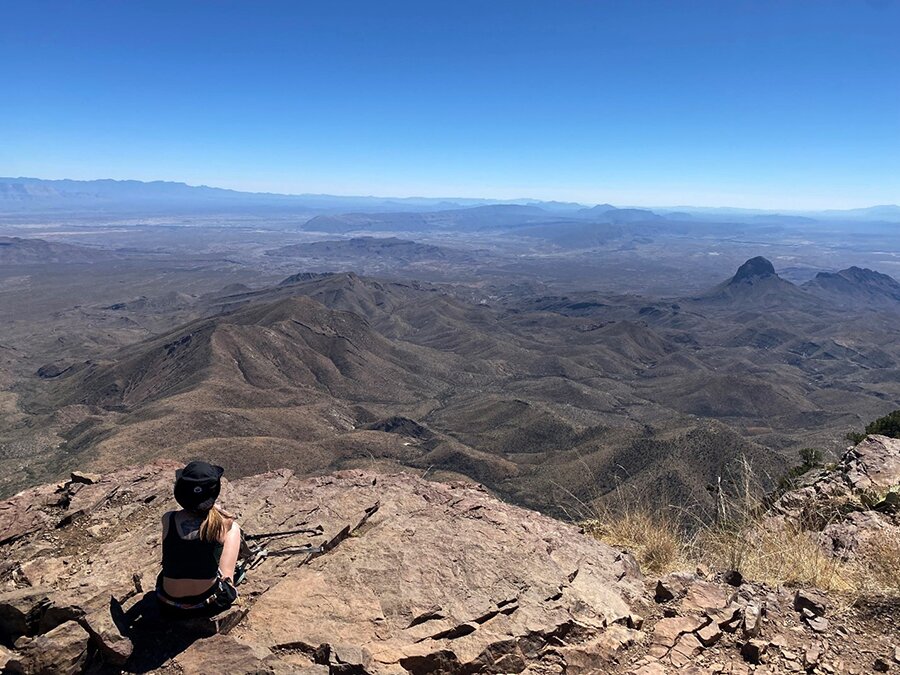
[{"left": 118, "top": 593, "right": 218, "bottom": 673}]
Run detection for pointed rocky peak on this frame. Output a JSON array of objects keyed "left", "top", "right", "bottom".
[
  {"left": 730, "top": 256, "right": 777, "bottom": 284},
  {"left": 696, "top": 256, "right": 813, "bottom": 308}
]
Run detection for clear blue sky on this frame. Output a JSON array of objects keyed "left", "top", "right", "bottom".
[{"left": 1, "top": 0, "right": 898, "bottom": 209}]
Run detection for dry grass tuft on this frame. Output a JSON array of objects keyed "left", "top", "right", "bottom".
[
  {"left": 693, "top": 521, "right": 853, "bottom": 592},
  {"left": 583, "top": 455, "right": 899, "bottom": 600},
  {"left": 584, "top": 509, "right": 687, "bottom": 575},
  {"left": 852, "top": 533, "right": 900, "bottom": 596}
]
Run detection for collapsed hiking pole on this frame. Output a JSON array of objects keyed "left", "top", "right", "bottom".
[
  {"left": 234, "top": 544, "right": 323, "bottom": 584},
  {"left": 234, "top": 525, "right": 325, "bottom": 585},
  {"left": 266, "top": 545, "right": 324, "bottom": 557},
  {"left": 243, "top": 525, "right": 324, "bottom": 540}
]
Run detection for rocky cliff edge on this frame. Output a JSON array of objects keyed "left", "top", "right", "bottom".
[{"left": 0, "top": 451, "right": 898, "bottom": 674}]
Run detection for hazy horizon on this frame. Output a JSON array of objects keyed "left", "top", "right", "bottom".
[{"left": 4, "top": 174, "right": 899, "bottom": 215}]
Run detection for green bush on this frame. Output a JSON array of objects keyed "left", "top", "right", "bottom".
[
  {"left": 799, "top": 447, "right": 823, "bottom": 470},
  {"left": 847, "top": 409, "right": 900, "bottom": 444},
  {"left": 864, "top": 409, "right": 900, "bottom": 439}
]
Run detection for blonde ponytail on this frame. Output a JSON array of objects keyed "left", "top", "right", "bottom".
[{"left": 199, "top": 506, "right": 228, "bottom": 543}]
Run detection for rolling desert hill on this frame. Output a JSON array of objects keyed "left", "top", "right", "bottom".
[
  {"left": 4, "top": 256, "right": 899, "bottom": 519},
  {"left": 300, "top": 204, "right": 556, "bottom": 234},
  {"left": 268, "top": 236, "right": 455, "bottom": 261},
  {"left": 0, "top": 236, "right": 113, "bottom": 264}
]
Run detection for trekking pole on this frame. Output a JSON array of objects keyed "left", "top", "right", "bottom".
[
  {"left": 266, "top": 545, "right": 324, "bottom": 557},
  {"left": 234, "top": 525, "right": 325, "bottom": 585},
  {"left": 243, "top": 525, "right": 323, "bottom": 540}
]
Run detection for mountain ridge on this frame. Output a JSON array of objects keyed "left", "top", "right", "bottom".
[{"left": 2, "top": 177, "right": 897, "bottom": 220}]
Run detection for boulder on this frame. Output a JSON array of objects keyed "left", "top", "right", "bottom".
[
  {"left": 80, "top": 595, "right": 133, "bottom": 665},
  {"left": 0, "top": 587, "right": 81, "bottom": 642},
  {"left": 845, "top": 435, "right": 900, "bottom": 492},
  {"left": 69, "top": 472, "right": 101, "bottom": 486},
  {"left": 5, "top": 620, "right": 90, "bottom": 675},
  {"left": 0, "top": 483, "right": 61, "bottom": 545}
]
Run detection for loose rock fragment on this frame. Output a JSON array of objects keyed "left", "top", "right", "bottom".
[
  {"left": 683, "top": 580, "right": 732, "bottom": 614},
  {"left": 655, "top": 572, "right": 697, "bottom": 602},
  {"left": 70, "top": 471, "right": 102, "bottom": 485},
  {"left": 696, "top": 620, "right": 723, "bottom": 647},
  {"left": 742, "top": 603, "right": 761, "bottom": 639},
  {"left": 805, "top": 615, "right": 829, "bottom": 633},
  {"left": 740, "top": 639, "right": 767, "bottom": 664},
  {"left": 804, "top": 646, "right": 821, "bottom": 668},
  {"left": 669, "top": 632, "right": 704, "bottom": 668},
  {"left": 794, "top": 589, "right": 827, "bottom": 618},
  {"left": 722, "top": 570, "right": 743, "bottom": 587},
  {"left": 707, "top": 603, "right": 743, "bottom": 633}
]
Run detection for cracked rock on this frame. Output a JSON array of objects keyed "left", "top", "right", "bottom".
[{"left": 6, "top": 620, "right": 90, "bottom": 675}]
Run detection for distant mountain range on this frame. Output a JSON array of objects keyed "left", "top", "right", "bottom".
[
  {"left": 0, "top": 177, "right": 579, "bottom": 215},
  {"left": 1, "top": 177, "right": 897, "bottom": 222}
]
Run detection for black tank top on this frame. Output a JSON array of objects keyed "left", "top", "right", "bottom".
[{"left": 161, "top": 512, "right": 223, "bottom": 580}]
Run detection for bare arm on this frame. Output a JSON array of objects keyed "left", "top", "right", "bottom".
[{"left": 219, "top": 520, "right": 242, "bottom": 582}]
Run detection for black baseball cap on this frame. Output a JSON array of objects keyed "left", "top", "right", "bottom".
[{"left": 174, "top": 461, "right": 224, "bottom": 511}]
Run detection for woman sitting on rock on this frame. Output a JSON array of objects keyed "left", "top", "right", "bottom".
[{"left": 156, "top": 461, "right": 242, "bottom": 615}]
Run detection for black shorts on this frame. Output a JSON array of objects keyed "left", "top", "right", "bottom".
[{"left": 155, "top": 572, "right": 238, "bottom": 617}]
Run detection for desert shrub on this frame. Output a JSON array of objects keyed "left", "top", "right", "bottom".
[
  {"left": 775, "top": 447, "right": 825, "bottom": 494},
  {"left": 799, "top": 447, "right": 823, "bottom": 468}
]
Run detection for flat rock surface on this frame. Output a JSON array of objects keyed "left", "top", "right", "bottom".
[
  {"left": 1, "top": 459, "right": 897, "bottom": 674},
  {"left": 0, "top": 461, "right": 647, "bottom": 673}
]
